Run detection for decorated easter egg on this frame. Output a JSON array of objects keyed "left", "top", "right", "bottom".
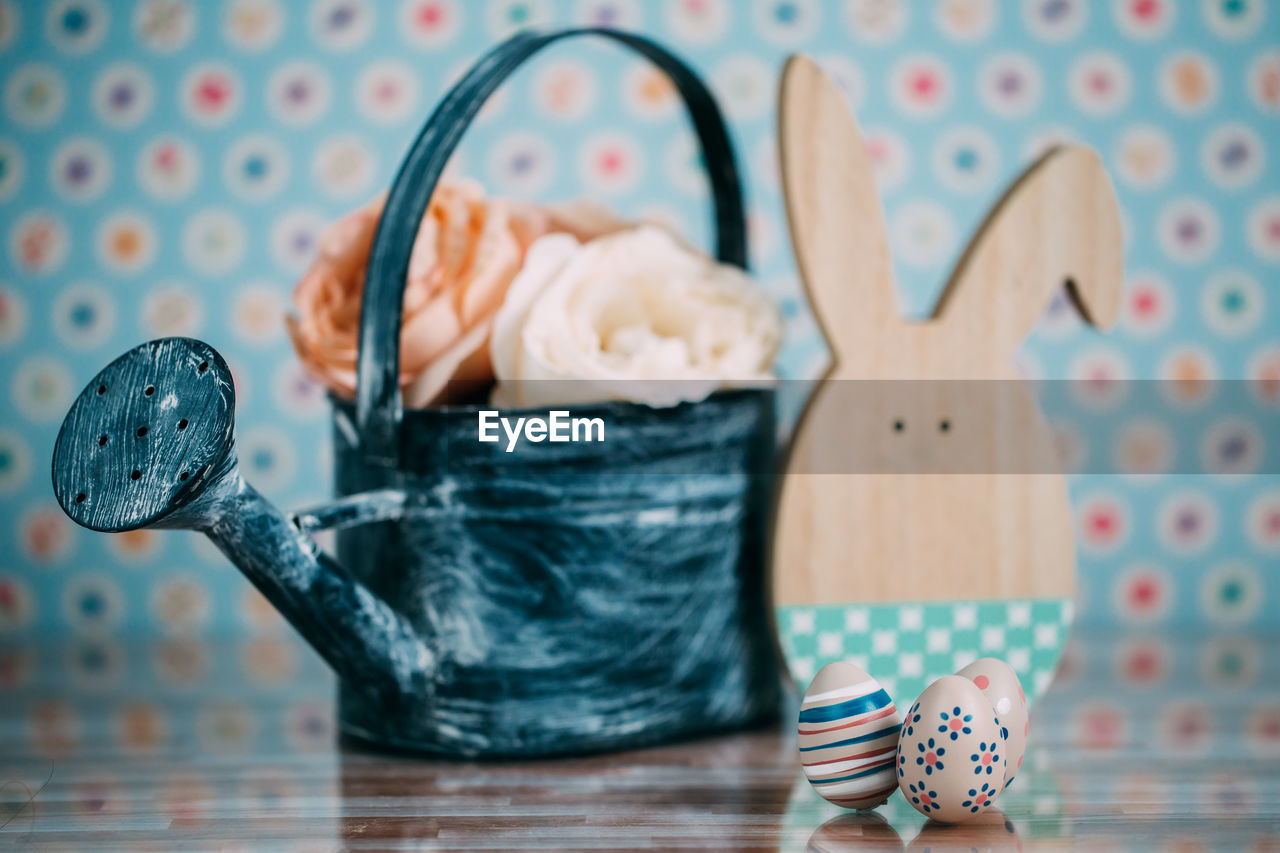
[
  {"left": 798, "top": 661, "right": 902, "bottom": 810},
  {"left": 897, "top": 675, "right": 1007, "bottom": 824},
  {"left": 957, "top": 657, "right": 1028, "bottom": 791}
]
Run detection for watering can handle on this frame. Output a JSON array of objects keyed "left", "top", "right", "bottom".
[{"left": 354, "top": 27, "right": 749, "bottom": 467}]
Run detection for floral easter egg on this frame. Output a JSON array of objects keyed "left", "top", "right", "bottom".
[
  {"left": 897, "top": 675, "right": 1007, "bottom": 824},
  {"left": 957, "top": 657, "right": 1028, "bottom": 791},
  {"left": 798, "top": 661, "right": 903, "bottom": 810}
]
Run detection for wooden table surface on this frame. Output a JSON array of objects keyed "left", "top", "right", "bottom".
[{"left": 2, "top": 630, "right": 1278, "bottom": 851}]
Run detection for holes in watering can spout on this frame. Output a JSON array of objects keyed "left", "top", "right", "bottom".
[
  {"left": 136, "top": 426, "right": 148, "bottom": 437},
  {"left": 177, "top": 419, "right": 188, "bottom": 431},
  {"left": 97, "top": 435, "right": 108, "bottom": 447},
  {"left": 97, "top": 383, "right": 107, "bottom": 395},
  {"left": 144, "top": 385, "right": 155, "bottom": 397},
  {"left": 198, "top": 361, "right": 209, "bottom": 374},
  {"left": 130, "top": 470, "right": 142, "bottom": 481},
  {"left": 75, "top": 492, "right": 86, "bottom": 503}
]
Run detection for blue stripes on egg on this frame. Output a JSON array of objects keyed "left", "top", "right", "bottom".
[{"left": 798, "top": 662, "right": 903, "bottom": 810}]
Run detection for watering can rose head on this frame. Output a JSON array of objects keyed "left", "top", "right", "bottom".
[
  {"left": 490, "top": 226, "right": 782, "bottom": 409},
  {"left": 285, "top": 180, "right": 627, "bottom": 408}
]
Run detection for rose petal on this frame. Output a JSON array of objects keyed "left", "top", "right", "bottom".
[
  {"left": 402, "top": 318, "right": 493, "bottom": 408},
  {"left": 319, "top": 195, "right": 384, "bottom": 283},
  {"left": 459, "top": 201, "right": 523, "bottom": 327},
  {"left": 545, "top": 198, "right": 632, "bottom": 243},
  {"left": 507, "top": 201, "right": 552, "bottom": 250},
  {"left": 437, "top": 183, "right": 481, "bottom": 286},
  {"left": 490, "top": 234, "right": 580, "bottom": 383},
  {"left": 400, "top": 291, "right": 464, "bottom": 374},
  {"left": 285, "top": 315, "right": 357, "bottom": 398}
]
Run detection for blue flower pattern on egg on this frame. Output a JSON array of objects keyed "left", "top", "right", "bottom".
[
  {"left": 995, "top": 713, "right": 1012, "bottom": 784},
  {"left": 904, "top": 702, "right": 922, "bottom": 737},
  {"left": 962, "top": 781, "right": 996, "bottom": 813},
  {"left": 907, "top": 781, "right": 940, "bottom": 814},
  {"left": 970, "top": 740, "right": 1001, "bottom": 775},
  {"left": 915, "top": 737, "right": 945, "bottom": 775},
  {"left": 938, "top": 706, "right": 973, "bottom": 740}
]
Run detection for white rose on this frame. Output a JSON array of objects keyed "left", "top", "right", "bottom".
[{"left": 490, "top": 226, "right": 781, "bottom": 408}]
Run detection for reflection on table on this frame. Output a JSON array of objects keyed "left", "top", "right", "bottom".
[{"left": 2, "top": 631, "right": 1278, "bottom": 850}]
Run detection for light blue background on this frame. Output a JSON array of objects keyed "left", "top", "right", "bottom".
[{"left": 0, "top": 0, "right": 1276, "bottom": 636}]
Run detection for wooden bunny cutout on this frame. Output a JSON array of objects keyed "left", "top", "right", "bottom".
[{"left": 772, "top": 56, "right": 1124, "bottom": 679}]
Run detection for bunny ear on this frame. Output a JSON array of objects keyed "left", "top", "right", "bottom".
[
  {"left": 931, "top": 145, "right": 1124, "bottom": 358},
  {"left": 778, "top": 55, "right": 898, "bottom": 376}
]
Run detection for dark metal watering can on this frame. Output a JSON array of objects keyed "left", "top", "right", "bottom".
[{"left": 50, "top": 28, "right": 786, "bottom": 758}]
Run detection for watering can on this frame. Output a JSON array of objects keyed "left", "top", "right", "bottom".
[{"left": 50, "top": 29, "right": 785, "bottom": 758}]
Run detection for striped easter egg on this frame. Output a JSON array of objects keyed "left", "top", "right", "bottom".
[{"left": 798, "top": 661, "right": 903, "bottom": 810}]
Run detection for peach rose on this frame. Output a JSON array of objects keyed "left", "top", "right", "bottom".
[{"left": 286, "top": 180, "right": 622, "bottom": 408}]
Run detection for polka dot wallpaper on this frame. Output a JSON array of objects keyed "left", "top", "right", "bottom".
[{"left": 0, "top": 0, "right": 1276, "bottom": 636}]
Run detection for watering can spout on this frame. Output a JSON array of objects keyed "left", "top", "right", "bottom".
[{"left": 51, "top": 337, "right": 432, "bottom": 705}]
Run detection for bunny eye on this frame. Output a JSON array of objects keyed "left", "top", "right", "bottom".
[
  {"left": 939, "top": 419, "right": 951, "bottom": 433},
  {"left": 893, "top": 419, "right": 905, "bottom": 433}
]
